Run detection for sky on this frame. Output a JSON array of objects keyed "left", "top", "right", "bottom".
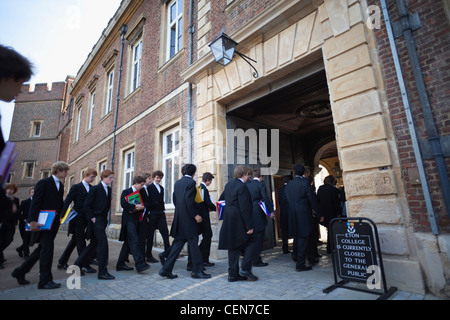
[{"left": 0, "top": 0, "right": 122, "bottom": 140}]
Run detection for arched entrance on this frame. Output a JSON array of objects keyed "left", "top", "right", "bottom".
[{"left": 224, "top": 67, "right": 340, "bottom": 248}]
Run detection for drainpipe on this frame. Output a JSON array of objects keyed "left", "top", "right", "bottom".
[
  {"left": 187, "top": 0, "right": 194, "bottom": 163},
  {"left": 109, "top": 24, "right": 127, "bottom": 226},
  {"left": 392, "top": 0, "right": 450, "bottom": 221},
  {"left": 111, "top": 24, "right": 128, "bottom": 172},
  {"left": 380, "top": 0, "right": 439, "bottom": 234}
]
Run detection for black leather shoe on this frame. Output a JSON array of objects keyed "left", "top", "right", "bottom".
[
  {"left": 136, "top": 263, "right": 151, "bottom": 273},
  {"left": 159, "top": 269, "right": 178, "bottom": 279},
  {"left": 203, "top": 261, "right": 215, "bottom": 267},
  {"left": 16, "top": 247, "right": 23, "bottom": 258},
  {"left": 296, "top": 265, "right": 313, "bottom": 272},
  {"left": 158, "top": 252, "right": 167, "bottom": 267},
  {"left": 240, "top": 270, "right": 258, "bottom": 281},
  {"left": 98, "top": 273, "right": 115, "bottom": 280},
  {"left": 253, "top": 262, "right": 268, "bottom": 267},
  {"left": 38, "top": 281, "right": 61, "bottom": 289},
  {"left": 83, "top": 265, "right": 97, "bottom": 273},
  {"left": 116, "top": 264, "right": 134, "bottom": 271},
  {"left": 228, "top": 275, "right": 247, "bottom": 282},
  {"left": 57, "top": 263, "right": 68, "bottom": 270},
  {"left": 146, "top": 256, "right": 159, "bottom": 263},
  {"left": 191, "top": 271, "right": 211, "bottom": 279},
  {"left": 11, "top": 270, "right": 30, "bottom": 285}
]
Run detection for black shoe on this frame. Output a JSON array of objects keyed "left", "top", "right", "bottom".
[
  {"left": 136, "top": 263, "right": 151, "bottom": 273},
  {"left": 16, "top": 247, "right": 23, "bottom": 258},
  {"left": 240, "top": 270, "right": 258, "bottom": 281},
  {"left": 296, "top": 265, "right": 313, "bottom": 272},
  {"left": 11, "top": 270, "right": 30, "bottom": 285},
  {"left": 158, "top": 252, "right": 167, "bottom": 267},
  {"left": 98, "top": 273, "right": 115, "bottom": 280},
  {"left": 228, "top": 275, "right": 247, "bottom": 282},
  {"left": 83, "top": 265, "right": 97, "bottom": 273},
  {"left": 191, "top": 271, "right": 211, "bottom": 279},
  {"left": 159, "top": 269, "right": 178, "bottom": 279},
  {"left": 253, "top": 262, "right": 268, "bottom": 267},
  {"left": 116, "top": 264, "right": 133, "bottom": 271},
  {"left": 203, "top": 261, "right": 215, "bottom": 267},
  {"left": 187, "top": 263, "right": 206, "bottom": 272},
  {"left": 57, "top": 263, "right": 68, "bottom": 270},
  {"left": 146, "top": 256, "right": 159, "bottom": 263},
  {"left": 283, "top": 250, "right": 291, "bottom": 254},
  {"left": 38, "top": 281, "right": 61, "bottom": 289},
  {"left": 308, "top": 257, "right": 319, "bottom": 264}
]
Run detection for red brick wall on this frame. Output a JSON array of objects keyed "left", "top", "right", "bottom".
[
  {"left": 10, "top": 81, "right": 70, "bottom": 201},
  {"left": 369, "top": 0, "right": 450, "bottom": 233},
  {"left": 66, "top": 1, "right": 193, "bottom": 224}
]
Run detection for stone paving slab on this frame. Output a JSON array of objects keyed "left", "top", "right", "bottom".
[{"left": 0, "top": 231, "right": 442, "bottom": 301}]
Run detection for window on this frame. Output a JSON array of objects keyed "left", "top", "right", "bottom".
[
  {"left": 31, "top": 121, "right": 42, "bottom": 137},
  {"left": 99, "top": 160, "right": 107, "bottom": 174},
  {"left": 166, "top": 0, "right": 183, "bottom": 60},
  {"left": 24, "top": 162, "right": 34, "bottom": 179},
  {"left": 41, "top": 170, "right": 50, "bottom": 179},
  {"left": 87, "top": 91, "right": 95, "bottom": 131},
  {"left": 123, "top": 149, "right": 135, "bottom": 189},
  {"left": 105, "top": 70, "right": 114, "bottom": 114},
  {"left": 75, "top": 107, "right": 82, "bottom": 142},
  {"left": 162, "top": 127, "right": 180, "bottom": 205},
  {"left": 130, "top": 40, "right": 142, "bottom": 92}
]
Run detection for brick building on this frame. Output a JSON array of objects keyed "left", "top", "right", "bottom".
[
  {"left": 11, "top": 0, "right": 449, "bottom": 297},
  {"left": 9, "top": 76, "right": 73, "bottom": 201}
]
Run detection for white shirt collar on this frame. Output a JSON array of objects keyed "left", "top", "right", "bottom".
[
  {"left": 238, "top": 178, "right": 245, "bottom": 183},
  {"left": 52, "top": 175, "right": 60, "bottom": 184}
]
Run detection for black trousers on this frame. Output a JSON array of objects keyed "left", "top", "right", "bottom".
[
  {"left": 227, "top": 238, "right": 254, "bottom": 277},
  {"left": 198, "top": 216, "right": 213, "bottom": 262},
  {"left": 0, "top": 222, "right": 16, "bottom": 263},
  {"left": 13, "top": 219, "right": 60, "bottom": 286},
  {"left": 162, "top": 236, "right": 203, "bottom": 274},
  {"left": 58, "top": 217, "right": 87, "bottom": 265},
  {"left": 118, "top": 220, "right": 145, "bottom": 267},
  {"left": 17, "top": 221, "right": 31, "bottom": 256},
  {"left": 295, "top": 236, "right": 309, "bottom": 267},
  {"left": 139, "top": 214, "right": 170, "bottom": 258},
  {"left": 248, "top": 230, "right": 265, "bottom": 265},
  {"left": 75, "top": 217, "right": 108, "bottom": 276}
]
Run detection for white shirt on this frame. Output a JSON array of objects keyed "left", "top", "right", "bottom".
[
  {"left": 101, "top": 181, "right": 109, "bottom": 196},
  {"left": 52, "top": 175, "right": 61, "bottom": 191},
  {"left": 82, "top": 180, "right": 90, "bottom": 193},
  {"left": 143, "top": 185, "right": 149, "bottom": 196},
  {"left": 153, "top": 182, "right": 161, "bottom": 193}
]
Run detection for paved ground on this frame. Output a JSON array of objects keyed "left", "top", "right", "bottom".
[{"left": 0, "top": 229, "right": 442, "bottom": 302}]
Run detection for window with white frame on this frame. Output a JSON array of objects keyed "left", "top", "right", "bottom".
[
  {"left": 123, "top": 149, "right": 135, "bottom": 190},
  {"left": 105, "top": 69, "right": 114, "bottom": 115},
  {"left": 75, "top": 107, "right": 82, "bottom": 142},
  {"left": 130, "top": 39, "right": 142, "bottom": 93},
  {"left": 167, "top": 0, "right": 183, "bottom": 60},
  {"left": 87, "top": 90, "right": 95, "bottom": 131},
  {"left": 162, "top": 127, "right": 180, "bottom": 205}
]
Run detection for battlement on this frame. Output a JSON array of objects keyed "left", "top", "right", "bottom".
[{"left": 15, "top": 77, "right": 74, "bottom": 103}]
